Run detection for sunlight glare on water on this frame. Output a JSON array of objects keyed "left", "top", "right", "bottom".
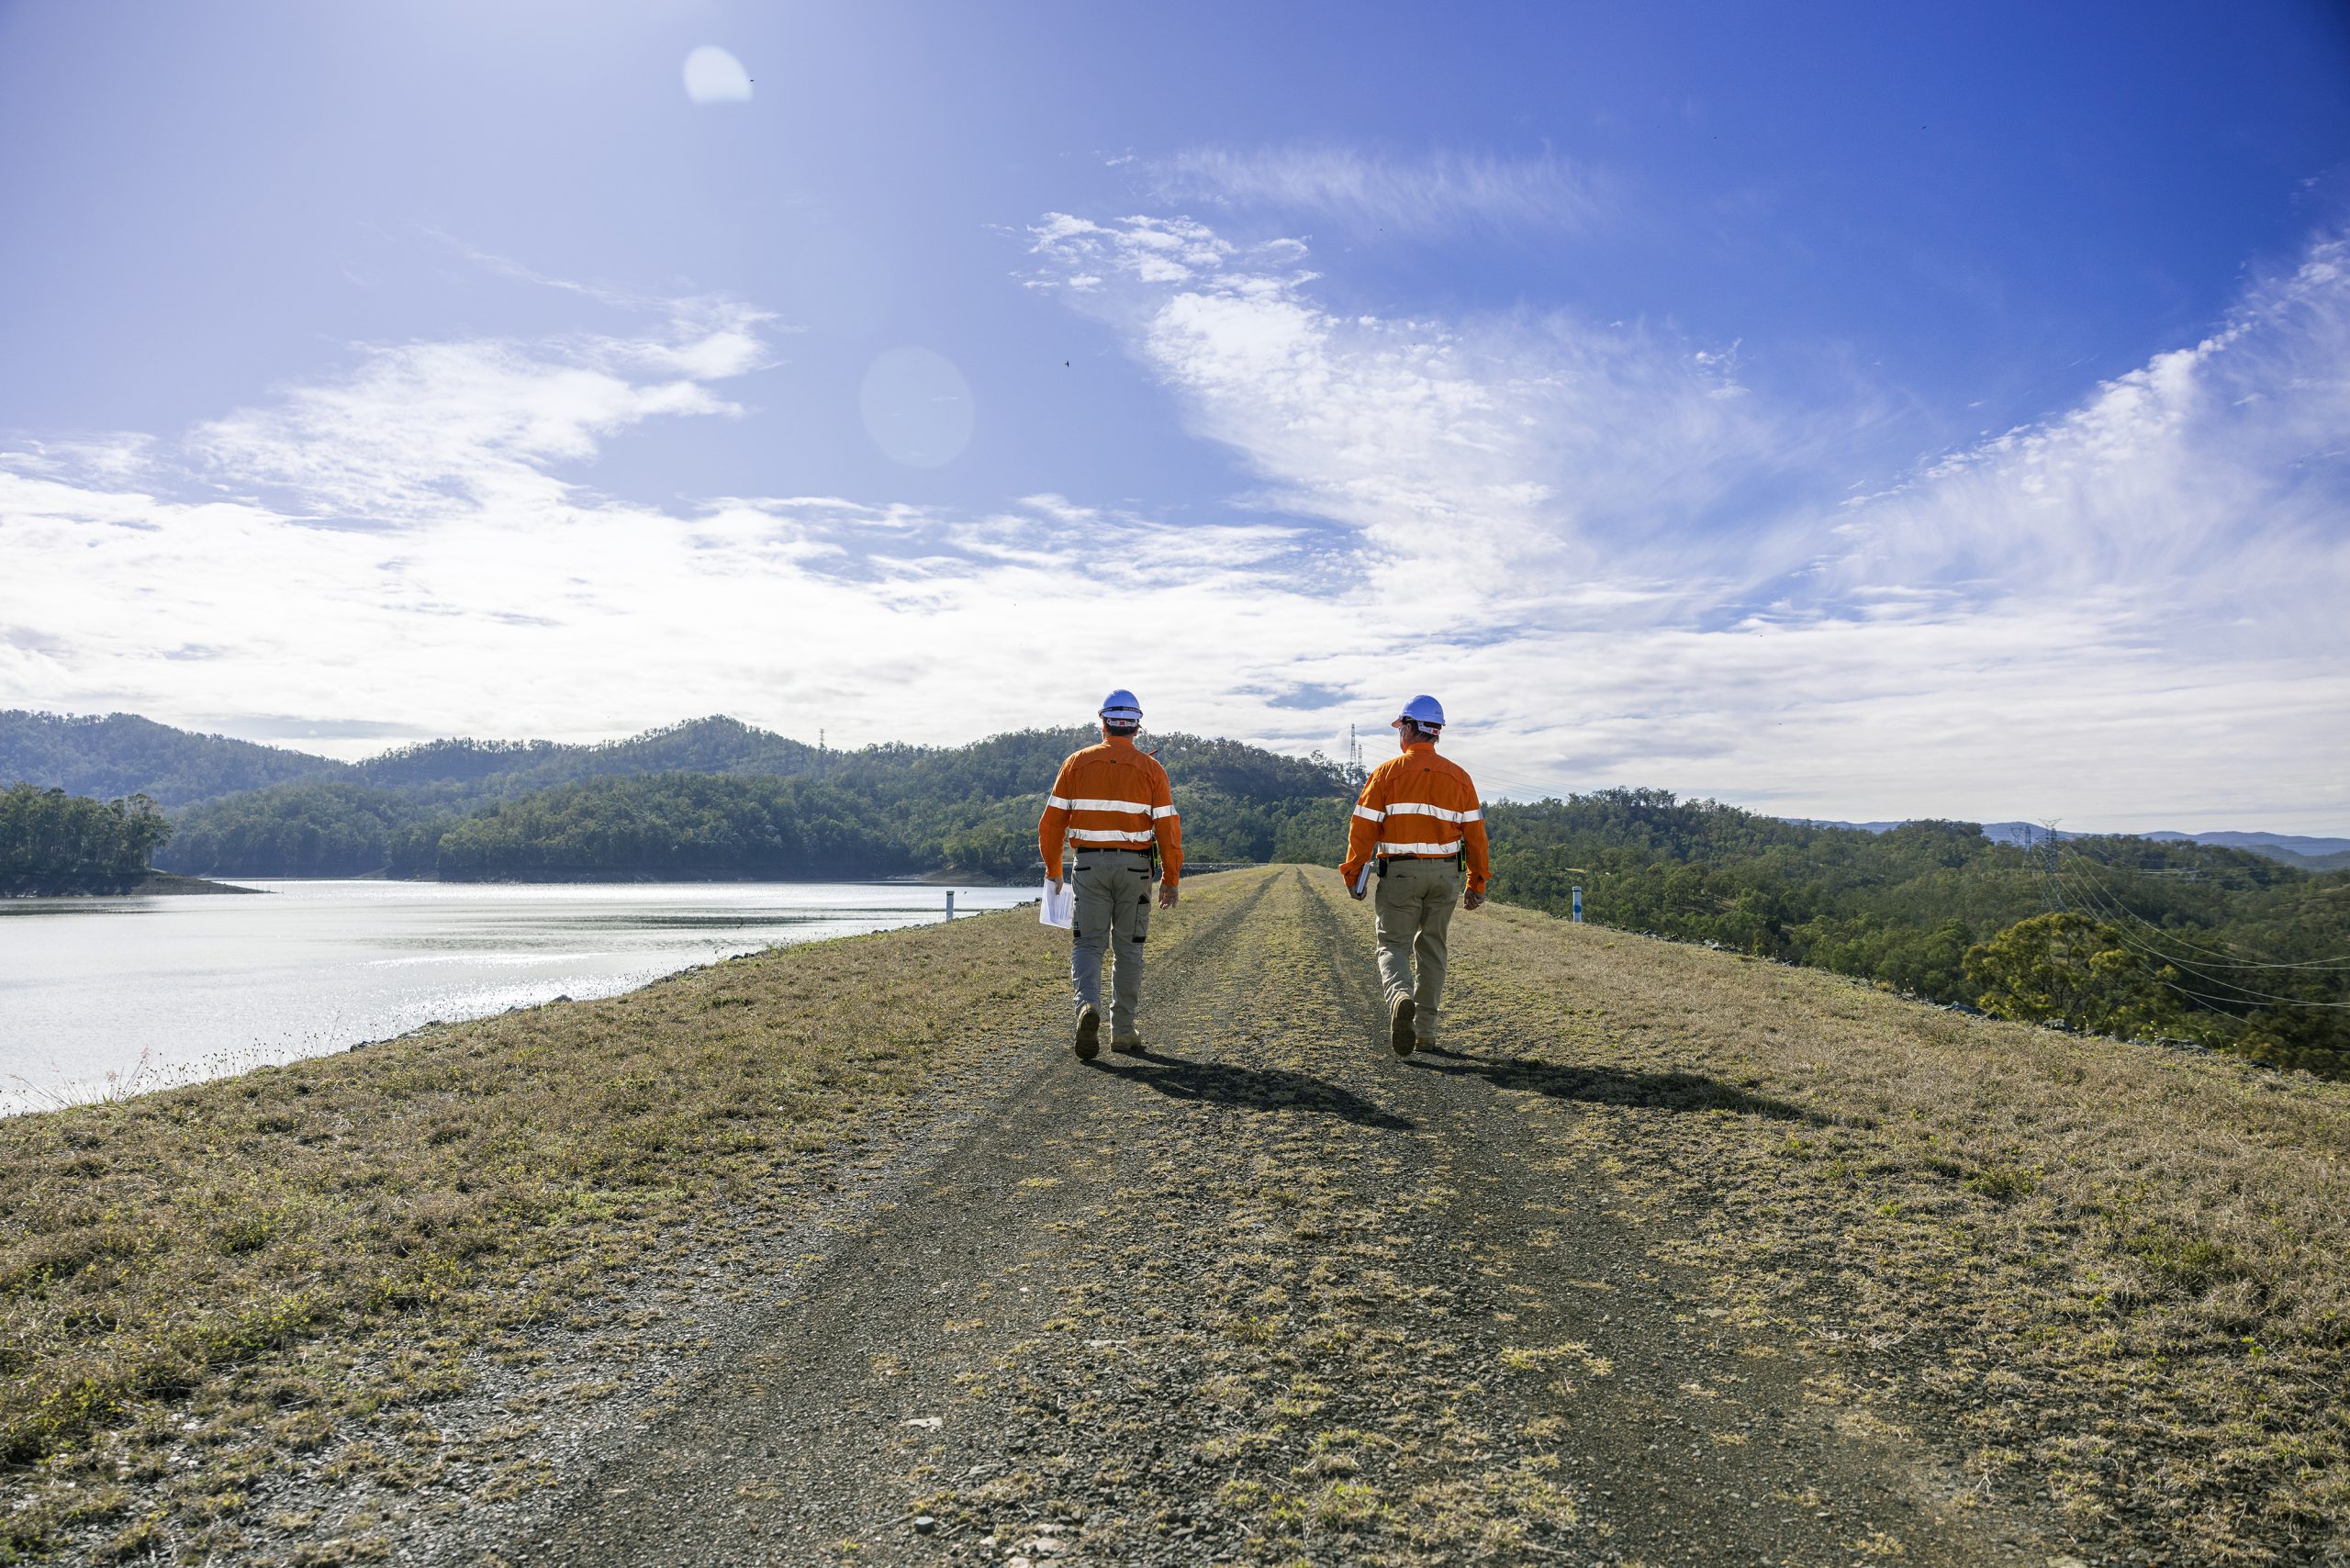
[{"left": 0, "top": 880, "right": 1024, "bottom": 1112}]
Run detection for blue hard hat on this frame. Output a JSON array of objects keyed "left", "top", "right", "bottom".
[
  {"left": 1099, "top": 689, "right": 1144, "bottom": 722},
  {"left": 1395, "top": 694, "right": 1445, "bottom": 728}
]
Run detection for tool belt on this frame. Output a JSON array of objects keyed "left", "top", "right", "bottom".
[
  {"left": 1375, "top": 850, "right": 1468, "bottom": 879},
  {"left": 1073, "top": 846, "right": 1159, "bottom": 875}
]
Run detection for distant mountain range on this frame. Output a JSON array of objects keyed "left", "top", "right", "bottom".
[
  {"left": 1794, "top": 818, "right": 2350, "bottom": 873},
  {"left": 0, "top": 710, "right": 819, "bottom": 809}
]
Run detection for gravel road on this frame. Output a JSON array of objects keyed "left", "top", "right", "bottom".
[{"left": 498, "top": 867, "right": 2059, "bottom": 1566}]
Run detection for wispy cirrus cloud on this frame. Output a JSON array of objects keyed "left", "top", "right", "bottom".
[
  {"left": 1021, "top": 210, "right": 2350, "bottom": 824},
  {"left": 1151, "top": 145, "right": 1606, "bottom": 237},
  {"left": 1024, "top": 212, "right": 1835, "bottom": 610},
  {"left": 1833, "top": 239, "right": 2350, "bottom": 613}
]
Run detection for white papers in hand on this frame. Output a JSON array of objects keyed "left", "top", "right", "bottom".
[
  {"left": 1353, "top": 864, "right": 1374, "bottom": 898},
  {"left": 1039, "top": 877, "right": 1076, "bottom": 929}
]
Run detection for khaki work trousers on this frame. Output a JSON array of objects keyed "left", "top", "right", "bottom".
[
  {"left": 1071, "top": 852, "right": 1155, "bottom": 1038},
  {"left": 1374, "top": 857, "right": 1460, "bottom": 1043}
]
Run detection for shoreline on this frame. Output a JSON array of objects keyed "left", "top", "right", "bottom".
[
  {"left": 0, "top": 872, "right": 263, "bottom": 899},
  {"left": 0, "top": 883, "right": 1035, "bottom": 1117}
]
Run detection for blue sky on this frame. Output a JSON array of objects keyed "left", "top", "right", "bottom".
[{"left": 3, "top": 1, "right": 2347, "bottom": 829}]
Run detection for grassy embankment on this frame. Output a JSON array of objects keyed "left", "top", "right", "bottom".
[
  {"left": 0, "top": 910, "right": 1068, "bottom": 1563},
  {"left": 0, "top": 870, "right": 2345, "bottom": 1562},
  {"left": 1448, "top": 905, "right": 2350, "bottom": 1562}
]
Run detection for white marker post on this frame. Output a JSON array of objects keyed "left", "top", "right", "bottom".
[{"left": 1572, "top": 885, "right": 1583, "bottom": 923}]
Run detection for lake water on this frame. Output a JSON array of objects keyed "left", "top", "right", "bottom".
[{"left": 0, "top": 880, "right": 1030, "bottom": 1112}]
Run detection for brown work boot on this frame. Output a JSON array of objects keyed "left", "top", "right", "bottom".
[
  {"left": 1388, "top": 997, "right": 1416, "bottom": 1055},
  {"left": 1074, "top": 1004, "right": 1102, "bottom": 1061},
  {"left": 1111, "top": 1034, "right": 1143, "bottom": 1056}
]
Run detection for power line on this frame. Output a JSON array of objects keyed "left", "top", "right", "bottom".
[
  {"left": 2060, "top": 848, "right": 2350, "bottom": 971},
  {"left": 2052, "top": 854, "right": 2350, "bottom": 1012}
]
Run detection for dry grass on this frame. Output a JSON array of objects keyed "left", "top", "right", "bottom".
[
  {"left": 0, "top": 911, "right": 1063, "bottom": 1562},
  {"left": 1451, "top": 903, "right": 2350, "bottom": 1563},
  {"left": 7, "top": 875, "right": 2348, "bottom": 1563}
]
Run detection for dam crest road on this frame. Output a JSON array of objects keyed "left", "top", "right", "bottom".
[{"left": 498, "top": 866, "right": 2054, "bottom": 1567}]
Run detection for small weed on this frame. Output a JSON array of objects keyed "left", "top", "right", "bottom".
[
  {"left": 1964, "top": 1166, "right": 2037, "bottom": 1204},
  {"left": 1225, "top": 1315, "right": 1279, "bottom": 1347},
  {"left": 1310, "top": 1480, "right": 1385, "bottom": 1529}
]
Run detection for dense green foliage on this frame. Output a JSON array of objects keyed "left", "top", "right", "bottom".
[
  {"left": 156, "top": 783, "right": 451, "bottom": 879},
  {"left": 1483, "top": 788, "right": 2349, "bottom": 1077},
  {"left": 1963, "top": 913, "right": 2188, "bottom": 1039},
  {"left": 0, "top": 784, "right": 172, "bottom": 894},
  {"left": 431, "top": 774, "right": 908, "bottom": 881},
  {"left": 355, "top": 714, "right": 822, "bottom": 797}
]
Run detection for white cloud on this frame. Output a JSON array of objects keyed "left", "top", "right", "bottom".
[
  {"left": 1155, "top": 146, "right": 1604, "bottom": 237},
  {"left": 1023, "top": 214, "right": 2350, "bottom": 827},
  {"left": 2, "top": 224, "right": 2345, "bottom": 833}
]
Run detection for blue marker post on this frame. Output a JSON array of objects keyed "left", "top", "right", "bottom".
[{"left": 1571, "top": 885, "right": 1583, "bottom": 924}]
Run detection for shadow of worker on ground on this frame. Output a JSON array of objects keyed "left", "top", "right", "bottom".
[
  {"left": 1407, "top": 1048, "right": 1817, "bottom": 1124},
  {"left": 1089, "top": 1049, "right": 1416, "bottom": 1132}
]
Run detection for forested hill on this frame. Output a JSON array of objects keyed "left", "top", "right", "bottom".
[
  {"left": 0, "top": 711, "right": 341, "bottom": 807},
  {"left": 143, "top": 723, "right": 1353, "bottom": 883},
  {"left": 0, "top": 711, "right": 827, "bottom": 809}
]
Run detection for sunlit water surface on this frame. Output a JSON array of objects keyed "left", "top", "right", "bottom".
[{"left": 0, "top": 880, "right": 1026, "bottom": 1111}]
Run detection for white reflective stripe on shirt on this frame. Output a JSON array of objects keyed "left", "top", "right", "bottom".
[
  {"left": 1151, "top": 803, "right": 1180, "bottom": 819},
  {"left": 1382, "top": 801, "right": 1480, "bottom": 824},
  {"left": 1069, "top": 826, "right": 1157, "bottom": 845},
  {"left": 1046, "top": 795, "right": 1073, "bottom": 811},
  {"left": 1376, "top": 838, "right": 1463, "bottom": 857},
  {"left": 1061, "top": 796, "right": 1155, "bottom": 814},
  {"left": 1352, "top": 804, "right": 1385, "bottom": 823}
]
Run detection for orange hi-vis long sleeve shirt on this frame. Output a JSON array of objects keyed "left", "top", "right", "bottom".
[
  {"left": 1340, "top": 742, "right": 1490, "bottom": 893},
  {"left": 1037, "top": 734, "right": 1183, "bottom": 884}
]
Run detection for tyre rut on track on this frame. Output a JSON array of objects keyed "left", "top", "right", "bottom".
[{"left": 513, "top": 866, "right": 2057, "bottom": 1567}]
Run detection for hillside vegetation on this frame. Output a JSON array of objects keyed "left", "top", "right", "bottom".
[
  {"left": 0, "top": 713, "right": 334, "bottom": 809},
  {"left": 151, "top": 724, "right": 1354, "bottom": 883},
  {"left": 1491, "top": 790, "right": 2350, "bottom": 1076}
]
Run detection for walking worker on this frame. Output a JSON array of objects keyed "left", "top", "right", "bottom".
[
  {"left": 1339, "top": 694, "right": 1489, "bottom": 1055},
  {"left": 1038, "top": 689, "right": 1182, "bottom": 1059}
]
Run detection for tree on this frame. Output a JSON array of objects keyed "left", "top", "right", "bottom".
[
  {"left": 1962, "top": 913, "right": 2194, "bottom": 1039},
  {"left": 0, "top": 784, "right": 172, "bottom": 894}
]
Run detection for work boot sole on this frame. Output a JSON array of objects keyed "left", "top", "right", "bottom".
[
  {"left": 1074, "top": 1005, "right": 1102, "bottom": 1061},
  {"left": 1389, "top": 998, "right": 1416, "bottom": 1055}
]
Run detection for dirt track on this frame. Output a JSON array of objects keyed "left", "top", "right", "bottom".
[{"left": 492, "top": 867, "right": 2057, "bottom": 1567}]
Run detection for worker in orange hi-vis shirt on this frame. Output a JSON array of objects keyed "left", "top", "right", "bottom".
[
  {"left": 1338, "top": 694, "right": 1489, "bottom": 1056},
  {"left": 1037, "top": 689, "right": 1182, "bottom": 1060}
]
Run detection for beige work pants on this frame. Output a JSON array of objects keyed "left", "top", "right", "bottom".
[
  {"left": 1071, "top": 852, "right": 1155, "bottom": 1037},
  {"left": 1374, "top": 857, "right": 1460, "bottom": 1042}
]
